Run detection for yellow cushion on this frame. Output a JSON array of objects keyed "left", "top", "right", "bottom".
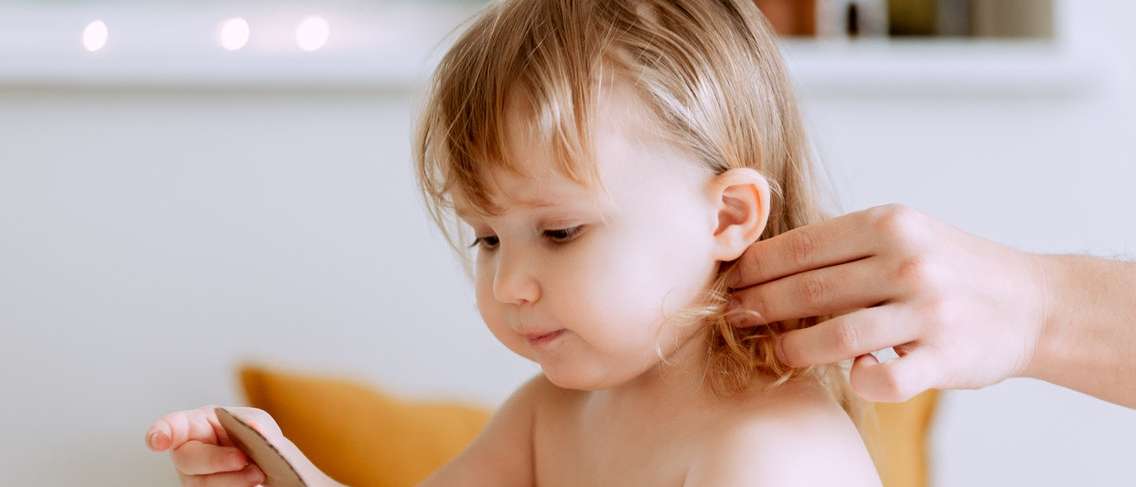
[
  {"left": 239, "top": 365, "right": 936, "bottom": 487},
  {"left": 239, "top": 365, "right": 490, "bottom": 487},
  {"left": 866, "top": 390, "right": 940, "bottom": 487}
]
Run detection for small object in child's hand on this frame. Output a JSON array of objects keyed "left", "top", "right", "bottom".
[{"left": 215, "top": 407, "right": 308, "bottom": 487}]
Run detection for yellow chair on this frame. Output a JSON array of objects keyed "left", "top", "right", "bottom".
[
  {"left": 239, "top": 366, "right": 489, "bottom": 487},
  {"left": 867, "top": 390, "right": 940, "bottom": 487},
  {"left": 238, "top": 364, "right": 937, "bottom": 487}
]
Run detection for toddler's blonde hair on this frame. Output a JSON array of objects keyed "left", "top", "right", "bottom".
[{"left": 414, "top": 0, "right": 855, "bottom": 412}]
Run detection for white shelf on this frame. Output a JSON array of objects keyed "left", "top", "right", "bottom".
[
  {"left": 781, "top": 39, "right": 1098, "bottom": 97},
  {"left": 0, "top": 5, "right": 1100, "bottom": 97}
]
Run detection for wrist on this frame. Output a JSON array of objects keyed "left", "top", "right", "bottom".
[
  {"left": 1022, "top": 252, "right": 1067, "bottom": 381},
  {"left": 1015, "top": 253, "right": 1136, "bottom": 407}
]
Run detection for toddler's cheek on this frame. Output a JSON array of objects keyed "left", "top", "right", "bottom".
[
  {"left": 474, "top": 290, "right": 516, "bottom": 345},
  {"left": 567, "top": 284, "right": 665, "bottom": 345}
]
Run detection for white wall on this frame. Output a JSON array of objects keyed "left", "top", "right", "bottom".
[
  {"left": 0, "top": 1, "right": 1133, "bottom": 485},
  {"left": 0, "top": 88, "right": 538, "bottom": 484}
]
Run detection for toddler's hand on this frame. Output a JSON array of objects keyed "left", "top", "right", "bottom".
[{"left": 147, "top": 405, "right": 335, "bottom": 487}]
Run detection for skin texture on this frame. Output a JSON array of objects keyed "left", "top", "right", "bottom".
[
  {"left": 727, "top": 205, "right": 1136, "bottom": 408},
  {"left": 1029, "top": 254, "right": 1136, "bottom": 408}
]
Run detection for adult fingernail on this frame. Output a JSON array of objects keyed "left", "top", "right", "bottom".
[
  {"left": 725, "top": 298, "right": 749, "bottom": 327},
  {"left": 774, "top": 335, "right": 789, "bottom": 365},
  {"left": 725, "top": 297, "right": 740, "bottom": 322}
]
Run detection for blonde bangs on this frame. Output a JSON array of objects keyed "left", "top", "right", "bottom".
[{"left": 415, "top": 0, "right": 610, "bottom": 235}]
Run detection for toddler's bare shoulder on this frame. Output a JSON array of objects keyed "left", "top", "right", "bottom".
[{"left": 685, "top": 379, "right": 881, "bottom": 486}]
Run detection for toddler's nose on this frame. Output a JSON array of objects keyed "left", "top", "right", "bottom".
[{"left": 492, "top": 249, "right": 541, "bottom": 305}]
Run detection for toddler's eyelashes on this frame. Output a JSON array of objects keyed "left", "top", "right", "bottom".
[
  {"left": 469, "top": 235, "right": 500, "bottom": 250},
  {"left": 543, "top": 225, "right": 585, "bottom": 243},
  {"left": 468, "top": 226, "right": 586, "bottom": 251}
]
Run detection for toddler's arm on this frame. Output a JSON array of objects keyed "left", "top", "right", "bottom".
[
  {"left": 145, "top": 405, "right": 344, "bottom": 487},
  {"left": 417, "top": 376, "right": 544, "bottom": 487}
]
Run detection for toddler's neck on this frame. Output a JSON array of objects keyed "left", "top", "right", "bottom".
[{"left": 594, "top": 327, "right": 715, "bottom": 410}]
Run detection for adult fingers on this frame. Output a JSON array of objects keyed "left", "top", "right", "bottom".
[
  {"left": 728, "top": 206, "right": 888, "bottom": 289},
  {"left": 177, "top": 464, "right": 265, "bottom": 487},
  {"left": 171, "top": 440, "right": 249, "bottom": 476},
  {"left": 850, "top": 350, "right": 939, "bottom": 403},
  {"left": 775, "top": 304, "right": 920, "bottom": 367},
  {"left": 728, "top": 256, "right": 896, "bottom": 327}
]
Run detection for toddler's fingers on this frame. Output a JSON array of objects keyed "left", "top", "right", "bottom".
[
  {"left": 146, "top": 420, "right": 173, "bottom": 451},
  {"left": 177, "top": 464, "right": 265, "bottom": 487},
  {"left": 171, "top": 440, "right": 249, "bottom": 476},
  {"left": 222, "top": 406, "right": 284, "bottom": 437},
  {"left": 147, "top": 405, "right": 229, "bottom": 452}
]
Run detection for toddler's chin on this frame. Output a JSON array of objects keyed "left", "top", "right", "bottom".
[
  {"left": 540, "top": 370, "right": 595, "bottom": 388},
  {"left": 541, "top": 369, "right": 603, "bottom": 391},
  {"left": 539, "top": 363, "right": 628, "bottom": 391}
]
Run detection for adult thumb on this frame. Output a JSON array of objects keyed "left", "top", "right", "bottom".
[{"left": 849, "top": 352, "right": 936, "bottom": 403}]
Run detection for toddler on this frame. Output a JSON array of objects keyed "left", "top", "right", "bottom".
[{"left": 146, "top": 0, "right": 882, "bottom": 485}]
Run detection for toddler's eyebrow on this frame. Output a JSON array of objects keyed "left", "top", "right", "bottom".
[
  {"left": 514, "top": 197, "right": 559, "bottom": 209},
  {"left": 454, "top": 196, "right": 561, "bottom": 219}
]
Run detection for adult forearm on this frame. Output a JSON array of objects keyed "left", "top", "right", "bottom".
[{"left": 1027, "top": 254, "right": 1136, "bottom": 408}]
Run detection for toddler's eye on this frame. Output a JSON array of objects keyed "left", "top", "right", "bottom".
[
  {"left": 469, "top": 235, "right": 499, "bottom": 250},
  {"left": 543, "top": 225, "right": 585, "bottom": 244}
]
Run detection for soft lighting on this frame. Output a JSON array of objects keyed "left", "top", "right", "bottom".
[
  {"left": 82, "top": 20, "right": 108, "bottom": 52},
  {"left": 219, "top": 17, "right": 251, "bottom": 51},
  {"left": 295, "top": 16, "right": 330, "bottom": 52}
]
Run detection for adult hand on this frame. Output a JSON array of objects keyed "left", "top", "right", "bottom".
[{"left": 727, "top": 204, "right": 1050, "bottom": 402}]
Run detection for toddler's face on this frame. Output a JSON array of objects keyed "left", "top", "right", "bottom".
[{"left": 456, "top": 82, "right": 723, "bottom": 390}]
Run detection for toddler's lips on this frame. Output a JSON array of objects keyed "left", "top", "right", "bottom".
[{"left": 525, "top": 329, "right": 565, "bottom": 347}]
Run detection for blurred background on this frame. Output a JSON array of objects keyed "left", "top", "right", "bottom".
[{"left": 0, "top": 0, "right": 1133, "bottom": 485}]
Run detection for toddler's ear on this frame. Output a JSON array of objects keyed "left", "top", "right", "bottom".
[{"left": 708, "top": 168, "right": 771, "bottom": 262}]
